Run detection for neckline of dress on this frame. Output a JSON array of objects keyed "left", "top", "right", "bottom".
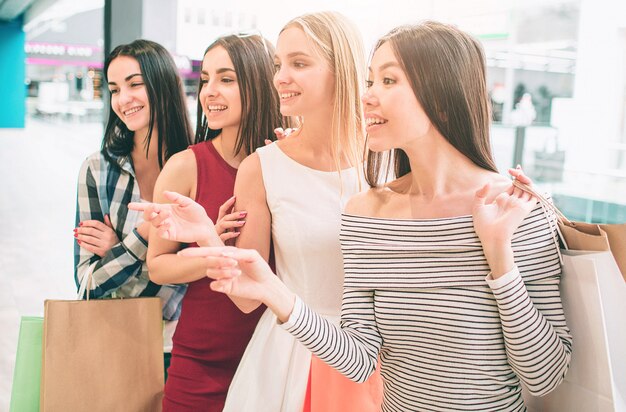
[
  {"left": 207, "top": 139, "right": 238, "bottom": 173},
  {"left": 270, "top": 142, "right": 357, "bottom": 175}
]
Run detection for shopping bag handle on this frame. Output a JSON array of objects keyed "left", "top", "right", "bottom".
[
  {"left": 512, "top": 179, "right": 568, "bottom": 258},
  {"left": 76, "top": 262, "right": 96, "bottom": 301},
  {"left": 512, "top": 179, "right": 572, "bottom": 225}
]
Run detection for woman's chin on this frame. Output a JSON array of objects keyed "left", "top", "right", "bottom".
[{"left": 366, "top": 139, "right": 391, "bottom": 153}]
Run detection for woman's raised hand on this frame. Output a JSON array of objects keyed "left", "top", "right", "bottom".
[
  {"left": 472, "top": 173, "right": 538, "bottom": 278},
  {"left": 472, "top": 182, "right": 537, "bottom": 246},
  {"left": 508, "top": 165, "right": 532, "bottom": 186},
  {"left": 128, "top": 191, "right": 217, "bottom": 244}
]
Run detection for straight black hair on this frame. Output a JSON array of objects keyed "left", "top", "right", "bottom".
[{"left": 102, "top": 39, "right": 193, "bottom": 168}]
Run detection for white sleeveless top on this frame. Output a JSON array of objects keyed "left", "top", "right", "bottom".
[{"left": 222, "top": 143, "right": 363, "bottom": 412}]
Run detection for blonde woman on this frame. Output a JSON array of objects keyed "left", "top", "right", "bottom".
[{"left": 222, "top": 12, "right": 382, "bottom": 412}]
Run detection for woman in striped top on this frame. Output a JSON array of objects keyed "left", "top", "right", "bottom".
[{"left": 182, "top": 22, "right": 572, "bottom": 411}]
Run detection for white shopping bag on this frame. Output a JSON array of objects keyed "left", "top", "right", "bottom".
[{"left": 523, "top": 250, "right": 626, "bottom": 412}]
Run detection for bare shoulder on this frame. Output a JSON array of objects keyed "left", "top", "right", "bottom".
[
  {"left": 345, "top": 186, "right": 389, "bottom": 216},
  {"left": 155, "top": 149, "right": 196, "bottom": 196},
  {"left": 234, "top": 152, "right": 266, "bottom": 203},
  {"left": 162, "top": 148, "right": 196, "bottom": 178},
  {"left": 486, "top": 173, "right": 514, "bottom": 199},
  {"left": 236, "top": 152, "right": 262, "bottom": 183}
]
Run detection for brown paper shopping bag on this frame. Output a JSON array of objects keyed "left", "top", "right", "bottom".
[
  {"left": 40, "top": 296, "right": 164, "bottom": 412},
  {"left": 558, "top": 221, "right": 626, "bottom": 281},
  {"left": 522, "top": 251, "right": 626, "bottom": 411},
  {"left": 513, "top": 181, "right": 626, "bottom": 410},
  {"left": 514, "top": 180, "right": 626, "bottom": 281}
]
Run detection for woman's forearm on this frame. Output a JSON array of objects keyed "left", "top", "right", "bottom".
[
  {"left": 482, "top": 241, "right": 515, "bottom": 279},
  {"left": 262, "top": 275, "right": 296, "bottom": 323},
  {"left": 148, "top": 253, "right": 210, "bottom": 284}
]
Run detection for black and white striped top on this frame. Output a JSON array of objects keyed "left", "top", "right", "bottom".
[{"left": 283, "top": 204, "right": 572, "bottom": 411}]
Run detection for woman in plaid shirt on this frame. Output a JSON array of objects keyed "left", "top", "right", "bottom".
[{"left": 73, "top": 39, "right": 193, "bottom": 372}]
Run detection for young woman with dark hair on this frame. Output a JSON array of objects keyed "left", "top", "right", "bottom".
[
  {"left": 179, "top": 22, "right": 572, "bottom": 411},
  {"left": 134, "top": 34, "right": 283, "bottom": 411},
  {"left": 73, "top": 39, "right": 193, "bottom": 373},
  {"left": 101, "top": 40, "right": 192, "bottom": 169}
]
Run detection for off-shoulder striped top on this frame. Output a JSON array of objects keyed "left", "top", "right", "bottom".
[{"left": 282, "top": 203, "right": 572, "bottom": 411}]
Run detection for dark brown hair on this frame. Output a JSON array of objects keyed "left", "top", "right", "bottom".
[
  {"left": 195, "top": 34, "right": 283, "bottom": 156},
  {"left": 102, "top": 39, "right": 193, "bottom": 169},
  {"left": 365, "top": 22, "right": 497, "bottom": 187}
]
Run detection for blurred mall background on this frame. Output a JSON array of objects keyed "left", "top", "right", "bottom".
[{"left": 0, "top": 0, "right": 625, "bottom": 409}]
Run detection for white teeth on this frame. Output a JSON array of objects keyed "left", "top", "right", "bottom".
[
  {"left": 280, "top": 92, "right": 300, "bottom": 99},
  {"left": 366, "top": 117, "right": 386, "bottom": 125},
  {"left": 208, "top": 105, "right": 227, "bottom": 111},
  {"left": 124, "top": 106, "right": 142, "bottom": 116}
]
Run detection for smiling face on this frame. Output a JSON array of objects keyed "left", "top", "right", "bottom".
[
  {"left": 107, "top": 55, "right": 151, "bottom": 138},
  {"left": 362, "top": 42, "right": 434, "bottom": 153},
  {"left": 273, "top": 27, "right": 335, "bottom": 118},
  {"left": 199, "top": 45, "right": 242, "bottom": 133}
]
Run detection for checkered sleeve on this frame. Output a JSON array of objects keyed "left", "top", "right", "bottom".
[{"left": 74, "top": 155, "right": 147, "bottom": 299}]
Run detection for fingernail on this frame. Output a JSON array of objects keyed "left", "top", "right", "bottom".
[
  {"left": 74, "top": 233, "right": 78, "bottom": 238},
  {"left": 238, "top": 220, "right": 246, "bottom": 226},
  {"left": 221, "top": 251, "right": 234, "bottom": 257},
  {"left": 516, "top": 164, "right": 522, "bottom": 169},
  {"left": 239, "top": 212, "right": 247, "bottom": 218},
  {"left": 77, "top": 240, "right": 81, "bottom": 244},
  {"left": 73, "top": 228, "right": 77, "bottom": 232},
  {"left": 79, "top": 222, "right": 83, "bottom": 227},
  {"left": 231, "top": 269, "right": 241, "bottom": 277}
]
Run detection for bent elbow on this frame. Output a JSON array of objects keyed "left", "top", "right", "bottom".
[
  {"left": 526, "top": 383, "right": 559, "bottom": 397},
  {"left": 346, "top": 359, "right": 378, "bottom": 384},
  {"left": 523, "top": 362, "right": 571, "bottom": 397},
  {"left": 146, "top": 261, "right": 167, "bottom": 285},
  {"left": 148, "top": 272, "right": 167, "bottom": 285}
]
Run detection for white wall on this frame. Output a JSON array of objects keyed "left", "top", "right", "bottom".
[{"left": 553, "top": 0, "right": 626, "bottom": 172}]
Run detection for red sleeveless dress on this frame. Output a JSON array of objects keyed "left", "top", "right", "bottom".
[{"left": 163, "top": 141, "right": 265, "bottom": 411}]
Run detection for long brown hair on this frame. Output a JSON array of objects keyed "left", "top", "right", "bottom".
[
  {"left": 365, "top": 22, "right": 497, "bottom": 187},
  {"left": 195, "top": 34, "right": 284, "bottom": 156}
]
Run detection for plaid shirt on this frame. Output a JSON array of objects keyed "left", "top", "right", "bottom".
[{"left": 74, "top": 150, "right": 186, "bottom": 321}]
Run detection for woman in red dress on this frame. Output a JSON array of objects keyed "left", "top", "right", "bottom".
[{"left": 137, "top": 34, "right": 282, "bottom": 411}]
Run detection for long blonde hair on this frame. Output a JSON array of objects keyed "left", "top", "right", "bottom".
[{"left": 282, "top": 11, "right": 366, "bottom": 175}]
